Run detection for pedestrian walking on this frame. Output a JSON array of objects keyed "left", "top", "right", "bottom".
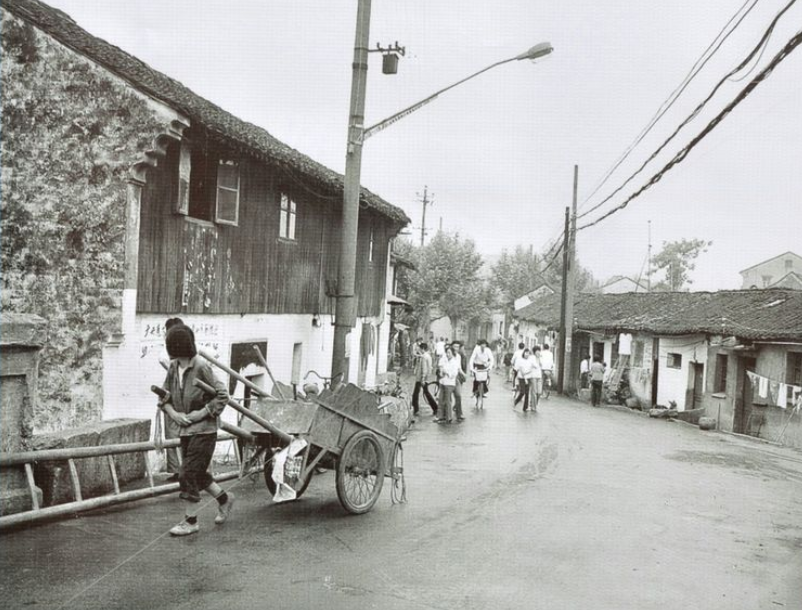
[
  {"left": 513, "top": 347, "right": 536, "bottom": 411},
  {"left": 539, "top": 343, "right": 555, "bottom": 398},
  {"left": 158, "top": 324, "right": 234, "bottom": 536},
  {"left": 157, "top": 317, "right": 194, "bottom": 481},
  {"left": 411, "top": 342, "right": 438, "bottom": 418},
  {"left": 435, "top": 346, "right": 461, "bottom": 423},
  {"left": 590, "top": 356, "right": 606, "bottom": 407},
  {"left": 451, "top": 341, "right": 468, "bottom": 421},
  {"left": 530, "top": 346, "right": 544, "bottom": 410},
  {"left": 510, "top": 342, "right": 525, "bottom": 387},
  {"left": 579, "top": 353, "right": 590, "bottom": 389}
]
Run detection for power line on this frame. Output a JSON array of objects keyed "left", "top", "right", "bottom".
[
  {"left": 578, "top": 0, "right": 761, "bottom": 217},
  {"left": 578, "top": 26, "right": 802, "bottom": 232},
  {"left": 579, "top": 0, "right": 798, "bottom": 223}
]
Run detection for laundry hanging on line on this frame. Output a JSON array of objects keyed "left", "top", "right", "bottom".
[{"left": 746, "top": 371, "right": 801, "bottom": 409}]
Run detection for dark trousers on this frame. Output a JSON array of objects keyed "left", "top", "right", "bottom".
[
  {"left": 514, "top": 379, "right": 532, "bottom": 409},
  {"left": 412, "top": 381, "right": 437, "bottom": 414},
  {"left": 179, "top": 433, "right": 216, "bottom": 502},
  {"left": 591, "top": 380, "right": 603, "bottom": 406}
]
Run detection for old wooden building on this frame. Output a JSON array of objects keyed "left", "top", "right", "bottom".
[{"left": 2, "top": 0, "right": 410, "bottom": 426}]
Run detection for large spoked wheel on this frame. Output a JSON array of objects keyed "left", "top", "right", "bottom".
[
  {"left": 336, "top": 430, "right": 385, "bottom": 514},
  {"left": 264, "top": 457, "right": 311, "bottom": 499}
]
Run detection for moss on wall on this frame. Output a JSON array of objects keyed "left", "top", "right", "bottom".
[{"left": 1, "top": 12, "right": 164, "bottom": 431}]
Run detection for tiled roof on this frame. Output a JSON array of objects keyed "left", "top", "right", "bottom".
[
  {"left": 515, "top": 289, "right": 802, "bottom": 341},
  {"left": 3, "top": 0, "right": 410, "bottom": 225}
]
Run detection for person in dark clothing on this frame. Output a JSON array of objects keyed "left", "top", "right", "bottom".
[
  {"left": 158, "top": 324, "right": 233, "bottom": 536},
  {"left": 590, "top": 356, "right": 606, "bottom": 407},
  {"left": 411, "top": 342, "right": 438, "bottom": 417}
]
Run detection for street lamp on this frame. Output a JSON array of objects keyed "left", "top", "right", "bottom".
[{"left": 331, "top": 0, "right": 553, "bottom": 382}]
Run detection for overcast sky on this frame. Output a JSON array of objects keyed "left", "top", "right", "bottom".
[{"left": 45, "top": 0, "right": 802, "bottom": 290}]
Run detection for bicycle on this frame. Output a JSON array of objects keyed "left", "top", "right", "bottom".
[{"left": 303, "top": 370, "right": 344, "bottom": 392}]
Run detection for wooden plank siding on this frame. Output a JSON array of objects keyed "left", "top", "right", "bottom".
[{"left": 136, "top": 141, "right": 392, "bottom": 318}]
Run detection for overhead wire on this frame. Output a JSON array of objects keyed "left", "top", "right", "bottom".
[
  {"left": 531, "top": 0, "right": 763, "bottom": 272},
  {"left": 577, "top": 0, "right": 761, "bottom": 218},
  {"left": 578, "top": 26, "right": 802, "bottom": 232},
  {"left": 579, "top": 0, "right": 798, "bottom": 226}
]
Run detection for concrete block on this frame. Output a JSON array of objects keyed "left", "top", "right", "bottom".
[{"left": 31, "top": 419, "right": 150, "bottom": 507}]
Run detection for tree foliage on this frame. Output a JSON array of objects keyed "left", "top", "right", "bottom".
[
  {"left": 492, "top": 246, "right": 546, "bottom": 308},
  {"left": 398, "top": 233, "right": 492, "bottom": 336},
  {"left": 649, "top": 238, "right": 713, "bottom": 291},
  {"left": 491, "top": 243, "right": 598, "bottom": 311},
  {"left": 1, "top": 15, "right": 163, "bottom": 430}
]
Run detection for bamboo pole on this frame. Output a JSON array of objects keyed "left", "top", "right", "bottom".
[
  {"left": 253, "top": 344, "right": 286, "bottom": 399},
  {"left": 198, "top": 349, "right": 277, "bottom": 400},
  {"left": 194, "top": 379, "right": 293, "bottom": 444}
]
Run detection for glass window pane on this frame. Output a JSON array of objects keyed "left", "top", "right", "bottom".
[
  {"left": 216, "top": 187, "right": 238, "bottom": 224},
  {"left": 281, "top": 193, "right": 289, "bottom": 211},
  {"left": 288, "top": 210, "right": 296, "bottom": 240},
  {"left": 290, "top": 200, "right": 296, "bottom": 213},
  {"left": 280, "top": 209, "right": 288, "bottom": 238},
  {"left": 217, "top": 163, "right": 239, "bottom": 190}
]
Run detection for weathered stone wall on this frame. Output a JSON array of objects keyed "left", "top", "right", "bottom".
[
  {"left": 30, "top": 419, "right": 151, "bottom": 507},
  {"left": 0, "top": 313, "right": 47, "bottom": 515},
  {"left": 1, "top": 10, "right": 164, "bottom": 432}
]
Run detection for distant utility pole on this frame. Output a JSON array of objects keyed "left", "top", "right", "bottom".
[
  {"left": 647, "top": 220, "right": 652, "bottom": 292},
  {"left": 560, "top": 165, "right": 578, "bottom": 395},
  {"left": 438, "top": 216, "right": 443, "bottom": 233},
  {"left": 418, "top": 186, "right": 433, "bottom": 246}
]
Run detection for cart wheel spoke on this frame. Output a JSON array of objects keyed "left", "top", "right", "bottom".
[{"left": 336, "top": 430, "right": 385, "bottom": 514}]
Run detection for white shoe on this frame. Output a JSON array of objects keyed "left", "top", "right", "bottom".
[
  {"left": 170, "top": 521, "right": 199, "bottom": 536},
  {"left": 214, "top": 493, "right": 235, "bottom": 525}
]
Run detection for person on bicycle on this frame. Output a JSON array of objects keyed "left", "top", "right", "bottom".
[
  {"left": 469, "top": 339, "right": 494, "bottom": 400},
  {"left": 513, "top": 347, "right": 535, "bottom": 411},
  {"left": 539, "top": 343, "right": 555, "bottom": 398}
]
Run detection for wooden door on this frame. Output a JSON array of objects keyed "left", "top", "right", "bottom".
[{"left": 734, "top": 357, "right": 756, "bottom": 434}]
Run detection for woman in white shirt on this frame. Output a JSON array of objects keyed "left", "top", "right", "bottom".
[
  {"left": 513, "top": 348, "right": 536, "bottom": 411},
  {"left": 436, "top": 346, "right": 461, "bottom": 423}
]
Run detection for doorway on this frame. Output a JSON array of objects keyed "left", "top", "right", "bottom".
[
  {"left": 687, "top": 362, "right": 704, "bottom": 409},
  {"left": 734, "top": 356, "right": 757, "bottom": 434}
]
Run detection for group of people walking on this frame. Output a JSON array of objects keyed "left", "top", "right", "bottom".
[
  {"left": 410, "top": 338, "right": 496, "bottom": 424},
  {"left": 507, "top": 342, "right": 555, "bottom": 412}
]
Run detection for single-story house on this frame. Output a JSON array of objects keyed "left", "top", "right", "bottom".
[{"left": 514, "top": 289, "right": 802, "bottom": 448}]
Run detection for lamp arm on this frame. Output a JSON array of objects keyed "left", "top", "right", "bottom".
[{"left": 361, "top": 56, "right": 516, "bottom": 141}]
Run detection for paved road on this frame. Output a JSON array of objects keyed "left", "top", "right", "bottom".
[{"left": 3, "top": 377, "right": 802, "bottom": 609}]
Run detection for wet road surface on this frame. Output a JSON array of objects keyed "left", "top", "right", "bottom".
[{"left": 3, "top": 376, "right": 802, "bottom": 609}]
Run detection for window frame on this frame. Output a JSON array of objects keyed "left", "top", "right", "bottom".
[
  {"left": 214, "top": 159, "right": 240, "bottom": 226},
  {"left": 279, "top": 193, "right": 297, "bottom": 241},
  {"left": 666, "top": 352, "right": 682, "bottom": 369}
]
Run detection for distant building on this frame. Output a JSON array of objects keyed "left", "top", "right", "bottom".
[
  {"left": 740, "top": 252, "right": 802, "bottom": 289},
  {"left": 600, "top": 275, "right": 647, "bottom": 294},
  {"left": 514, "top": 289, "right": 802, "bottom": 449}
]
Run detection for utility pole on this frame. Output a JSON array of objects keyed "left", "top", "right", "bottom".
[
  {"left": 331, "top": 0, "right": 372, "bottom": 384},
  {"left": 557, "top": 206, "right": 570, "bottom": 393},
  {"left": 418, "top": 186, "right": 432, "bottom": 247},
  {"left": 647, "top": 219, "right": 652, "bottom": 292},
  {"left": 560, "top": 165, "right": 578, "bottom": 395},
  {"left": 438, "top": 216, "right": 443, "bottom": 233}
]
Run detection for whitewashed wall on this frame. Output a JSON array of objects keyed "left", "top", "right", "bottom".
[{"left": 655, "top": 335, "right": 708, "bottom": 410}]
